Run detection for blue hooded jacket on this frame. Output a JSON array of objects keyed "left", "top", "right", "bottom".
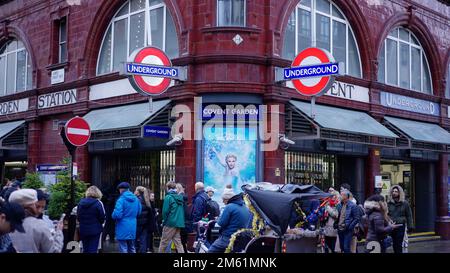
[
  {"left": 112, "top": 190, "right": 142, "bottom": 240},
  {"left": 191, "top": 190, "right": 209, "bottom": 222},
  {"left": 77, "top": 197, "right": 105, "bottom": 238},
  {"left": 217, "top": 194, "right": 251, "bottom": 238}
]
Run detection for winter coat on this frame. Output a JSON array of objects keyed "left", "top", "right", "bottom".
[
  {"left": 336, "top": 200, "right": 361, "bottom": 233},
  {"left": 112, "top": 190, "right": 142, "bottom": 240},
  {"left": 162, "top": 191, "right": 185, "bottom": 228},
  {"left": 364, "top": 201, "right": 392, "bottom": 243},
  {"left": 191, "top": 190, "right": 209, "bottom": 222},
  {"left": 387, "top": 185, "right": 414, "bottom": 229},
  {"left": 77, "top": 197, "right": 106, "bottom": 238},
  {"left": 0, "top": 234, "right": 15, "bottom": 253},
  {"left": 323, "top": 205, "right": 338, "bottom": 237},
  {"left": 9, "top": 216, "right": 63, "bottom": 253},
  {"left": 217, "top": 194, "right": 251, "bottom": 238},
  {"left": 136, "top": 196, "right": 151, "bottom": 228}
]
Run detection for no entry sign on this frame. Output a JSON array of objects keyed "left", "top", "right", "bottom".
[
  {"left": 125, "top": 47, "right": 185, "bottom": 96},
  {"left": 283, "top": 47, "right": 343, "bottom": 97},
  {"left": 64, "top": 117, "right": 91, "bottom": 147}
]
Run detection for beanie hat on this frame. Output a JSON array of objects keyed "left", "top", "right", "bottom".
[
  {"left": 221, "top": 188, "right": 235, "bottom": 200},
  {"left": 8, "top": 189, "right": 38, "bottom": 207},
  {"left": 117, "top": 182, "right": 130, "bottom": 190}
]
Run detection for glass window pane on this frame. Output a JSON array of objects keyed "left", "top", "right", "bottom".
[
  {"left": 348, "top": 30, "right": 360, "bottom": 77},
  {"left": 113, "top": 18, "right": 128, "bottom": 72},
  {"left": 26, "top": 53, "right": 32, "bottom": 90},
  {"left": 411, "top": 34, "right": 419, "bottom": 46},
  {"left": 150, "top": 7, "right": 164, "bottom": 49},
  {"left": 6, "top": 40, "right": 17, "bottom": 52},
  {"left": 411, "top": 47, "right": 421, "bottom": 91},
  {"left": 316, "top": 14, "right": 330, "bottom": 51},
  {"left": 386, "top": 39, "right": 398, "bottom": 85},
  {"left": 388, "top": 28, "right": 398, "bottom": 38},
  {"left": 300, "top": 0, "right": 311, "bottom": 8},
  {"left": 0, "top": 44, "right": 6, "bottom": 55},
  {"left": 131, "top": 0, "right": 146, "bottom": 12},
  {"left": 399, "top": 28, "right": 409, "bottom": 42},
  {"left": 422, "top": 54, "right": 432, "bottom": 93},
  {"left": 231, "top": 0, "right": 245, "bottom": 26},
  {"left": 316, "top": 0, "right": 330, "bottom": 14},
  {"left": 298, "top": 9, "right": 312, "bottom": 53},
  {"left": 17, "top": 41, "right": 24, "bottom": 50},
  {"left": 283, "top": 12, "right": 296, "bottom": 60},
  {"left": 378, "top": 43, "right": 385, "bottom": 83},
  {"left": 332, "top": 4, "right": 345, "bottom": 20},
  {"left": 165, "top": 11, "right": 179, "bottom": 59},
  {"left": 218, "top": 0, "right": 230, "bottom": 26},
  {"left": 98, "top": 26, "right": 112, "bottom": 75},
  {"left": 60, "top": 43, "right": 67, "bottom": 63},
  {"left": 0, "top": 56, "right": 5, "bottom": 95},
  {"left": 116, "top": 2, "right": 129, "bottom": 17},
  {"left": 16, "top": 50, "right": 26, "bottom": 92},
  {"left": 149, "top": 0, "right": 163, "bottom": 6},
  {"left": 6, "top": 53, "right": 16, "bottom": 94},
  {"left": 60, "top": 19, "right": 67, "bottom": 43},
  {"left": 332, "top": 20, "right": 346, "bottom": 72},
  {"left": 399, "top": 42, "right": 410, "bottom": 89},
  {"left": 130, "top": 12, "right": 145, "bottom": 54}
]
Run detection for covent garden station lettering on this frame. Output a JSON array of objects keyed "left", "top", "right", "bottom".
[{"left": 38, "top": 89, "right": 77, "bottom": 109}]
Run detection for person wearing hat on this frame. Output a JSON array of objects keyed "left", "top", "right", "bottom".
[
  {"left": 208, "top": 189, "right": 251, "bottom": 253},
  {"left": 0, "top": 201, "right": 25, "bottom": 253},
  {"left": 8, "top": 189, "right": 63, "bottom": 253},
  {"left": 112, "top": 182, "right": 142, "bottom": 253},
  {"left": 205, "top": 186, "right": 220, "bottom": 220}
]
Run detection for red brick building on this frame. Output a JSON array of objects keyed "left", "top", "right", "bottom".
[{"left": 0, "top": 0, "right": 449, "bottom": 237}]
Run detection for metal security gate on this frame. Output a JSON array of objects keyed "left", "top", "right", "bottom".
[{"left": 285, "top": 151, "right": 337, "bottom": 191}]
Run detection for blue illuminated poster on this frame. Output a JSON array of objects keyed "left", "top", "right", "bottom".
[{"left": 203, "top": 126, "right": 257, "bottom": 207}]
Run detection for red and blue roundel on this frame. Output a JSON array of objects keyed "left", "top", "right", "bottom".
[{"left": 128, "top": 47, "right": 172, "bottom": 96}]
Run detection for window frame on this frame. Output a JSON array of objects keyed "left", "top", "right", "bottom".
[
  {"left": 216, "top": 0, "right": 246, "bottom": 27},
  {"left": 58, "top": 17, "right": 68, "bottom": 63},
  {"left": 379, "top": 27, "right": 433, "bottom": 94},
  {"left": 96, "top": 0, "right": 177, "bottom": 76},
  {"left": 285, "top": 0, "right": 362, "bottom": 78},
  {"left": 0, "top": 40, "right": 32, "bottom": 95}
]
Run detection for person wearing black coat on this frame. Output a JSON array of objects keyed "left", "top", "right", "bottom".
[
  {"left": 364, "top": 195, "right": 401, "bottom": 253},
  {"left": 147, "top": 191, "right": 158, "bottom": 252},
  {"left": 135, "top": 186, "right": 153, "bottom": 253},
  {"left": 77, "top": 186, "right": 106, "bottom": 253}
]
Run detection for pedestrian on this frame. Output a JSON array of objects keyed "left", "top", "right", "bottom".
[
  {"left": 36, "top": 189, "right": 64, "bottom": 252},
  {"left": 2, "top": 181, "right": 21, "bottom": 203},
  {"left": 191, "top": 182, "right": 209, "bottom": 223},
  {"left": 176, "top": 183, "right": 191, "bottom": 253},
  {"left": 158, "top": 181, "right": 185, "bottom": 253},
  {"left": 208, "top": 188, "right": 251, "bottom": 253},
  {"left": 147, "top": 190, "right": 158, "bottom": 252},
  {"left": 323, "top": 188, "right": 339, "bottom": 253},
  {"left": 8, "top": 189, "right": 64, "bottom": 253},
  {"left": 112, "top": 182, "right": 142, "bottom": 253},
  {"left": 364, "top": 194, "right": 402, "bottom": 253},
  {"left": 339, "top": 183, "right": 361, "bottom": 253},
  {"left": 0, "top": 200, "right": 25, "bottom": 253},
  {"left": 101, "top": 185, "right": 117, "bottom": 243},
  {"left": 134, "top": 186, "right": 152, "bottom": 253},
  {"left": 336, "top": 189, "right": 361, "bottom": 253},
  {"left": 387, "top": 185, "right": 414, "bottom": 253},
  {"left": 205, "top": 186, "right": 220, "bottom": 219},
  {"left": 77, "top": 186, "right": 106, "bottom": 253}
]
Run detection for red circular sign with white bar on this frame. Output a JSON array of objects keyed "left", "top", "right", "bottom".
[
  {"left": 65, "top": 117, "right": 91, "bottom": 147},
  {"left": 291, "top": 47, "right": 336, "bottom": 97},
  {"left": 129, "top": 47, "right": 172, "bottom": 96}
]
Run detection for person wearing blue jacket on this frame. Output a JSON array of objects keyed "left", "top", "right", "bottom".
[
  {"left": 112, "top": 182, "right": 142, "bottom": 253},
  {"left": 77, "top": 186, "right": 106, "bottom": 253},
  {"left": 208, "top": 189, "right": 251, "bottom": 253},
  {"left": 336, "top": 189, "right": 361, "bottom": 253}
]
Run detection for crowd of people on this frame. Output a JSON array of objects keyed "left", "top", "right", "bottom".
[{"left": 0, "top": 176, "right": 414, "bottom": 254}]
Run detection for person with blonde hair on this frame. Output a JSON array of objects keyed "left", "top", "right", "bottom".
[
  {"left": 77, "top": 186, "right": 106, "bottom": 253},
  {"left": 134, "top": 186, "right": 152, "bottom": 253}
]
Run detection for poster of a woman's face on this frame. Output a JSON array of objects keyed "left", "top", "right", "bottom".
[{"left": 203, "top": 126, "right": 257, "bottom": 207}]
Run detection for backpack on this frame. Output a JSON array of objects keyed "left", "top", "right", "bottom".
[
  {"left": 355, "top": 204, "right": 368, "bottom": 240},
  {"left": 206, "top": 199, "right": 220, "bottom": 219}
]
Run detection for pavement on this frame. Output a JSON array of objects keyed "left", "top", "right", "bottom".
[{"left": 101, "top": 239, "right": 450, "bottom": 253}]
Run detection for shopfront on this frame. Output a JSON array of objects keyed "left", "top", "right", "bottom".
[{"left": 0, "top": 119, "right": 28, "bottom": 183}]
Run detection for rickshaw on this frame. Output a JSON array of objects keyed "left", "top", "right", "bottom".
[{"left": 225, "top": 182, "right": 332, "bottom": 253}]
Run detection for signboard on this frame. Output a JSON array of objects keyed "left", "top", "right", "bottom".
[
  {"left": 38, "top": 89, "right": 77, "bottom": 109},
  {"left": 201, "top": 104, "right": 259, "bottom": 121},
  {"left": 0, "top": 98, "right": 29, "bottom": 116},
  {"left": 375, "top": 175, "right": 383, "bottom": 188},
  {"left": 64, "top": 116, "right": 91, "bottom": 147},
  {"left": 36, "top": 164, "right": 67, "bottom": 186},
  {"left": 51, "top": 68, "right": 65, "bottom": 85},
  {"left": 143, "top": 125, "right": 171, "bottom": 138},
  {"left": 283, "top": 47, "right": 343, "bottom": 97},
  {"left": 125, "top": 46, "right": 185, "bottom": 96},
  {"left": 380, "top": 91, "right": 440, "bottom": 116}
]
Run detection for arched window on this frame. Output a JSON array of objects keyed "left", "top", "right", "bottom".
[
  {"left": 0, "top": 39, "right": 32, "bottom": 95},
  {"left": 378, "top": 27, "right": 432, "bottom": 94},
  {"left": 282, "top": 0, "right": 362, "bottom": 78},
  {"left": 97, "top": 0, "right": 179, "bottom": 75}
]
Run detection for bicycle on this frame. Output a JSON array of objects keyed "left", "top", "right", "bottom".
[{"left": 192, "top": 218, "right": 216, "bottom": 253}]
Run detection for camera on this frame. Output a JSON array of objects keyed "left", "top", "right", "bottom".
[
  {"left": 166, "top": 133, "right": 183, "bottom": 146},
  {"left": 278, "top": 134, "right": 295, "bottom": 150}
]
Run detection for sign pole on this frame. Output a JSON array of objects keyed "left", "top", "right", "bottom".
[
  {"left": 149, "top": 97, "right": 153, "bottom": 113},
  {"left": 70, "top": 148, "right": 76, "bottom": 214},
  {"left": 311, "top": 96, "right": 316, "bottom": 120}
]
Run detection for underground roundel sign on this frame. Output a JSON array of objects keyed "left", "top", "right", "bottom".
[
  {"left": 65, "top": 117, "right": 91, "bottom": 147},
  {"left": 126, "top": 47, "right": 175, "bottom": 96},
  {"left": 284, "top": 47, "right": 342, "bottom": 97}
]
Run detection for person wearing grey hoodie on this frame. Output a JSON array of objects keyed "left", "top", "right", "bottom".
[{"left": 387, "top": 185, "right": 414, "bottom": 253}]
